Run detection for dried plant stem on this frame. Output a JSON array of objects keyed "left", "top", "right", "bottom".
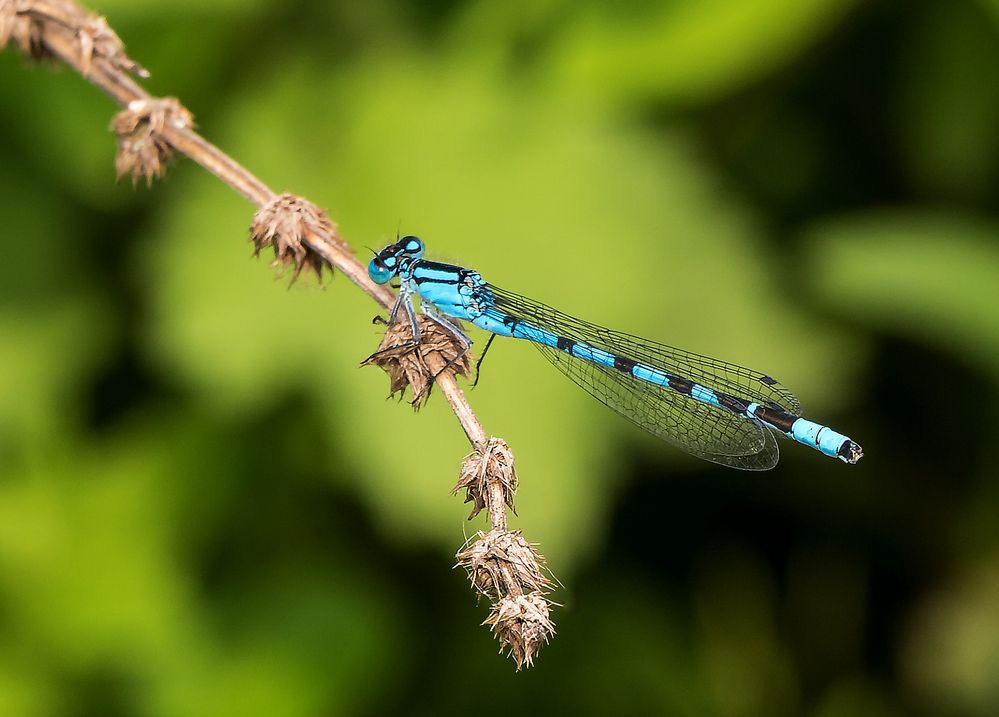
[
  {"left": 423, "top": 353, "right": 489, "bottom": 447},
  {"left": 486, "top": 477, "right": 509, "bottom": 532},
  {"left": 8, "top": 0, "right": 487, "bottom": 449},
  {"left": 3, "top": 0, "right": 552, "bottom": 666}
]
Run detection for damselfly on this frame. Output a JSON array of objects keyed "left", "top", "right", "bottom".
[{"left": 368, "top": 236, "right": 863, "bottom": 471}]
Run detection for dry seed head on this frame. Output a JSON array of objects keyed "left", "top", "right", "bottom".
[
  {"left": 1, "top": 0, "right": 147, "bottom": 70},
  {"left": 455, "top": 529, "right": 551, "bottom": 599},
  {"left": 111, "top": 98, "right": 192, "bottom": 186},
  {"left": 250, "top": 194, "right": 335, "bottom": 284},
  {"left": 1, "top": 0, "right": 47, "bottom": 58},
  {"left": 453, "top": 437, "right": 517, "bottom": 519},
  {"left": 484, "top": 592, "right": 556, "bottom": 670},
  {"left": 76, "top": 13, "right": 148, "bottom": 78},
  {"left": 362, "top": 314, "right": 471, "bottom": 409}
]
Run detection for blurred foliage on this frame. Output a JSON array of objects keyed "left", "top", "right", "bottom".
[{"left": 1, "top": 0, "right": 998, "bottom": 715}]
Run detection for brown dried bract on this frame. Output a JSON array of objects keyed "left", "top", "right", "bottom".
[
  {"left": 484, "top": 592, "right": 556, "bottom": 670},
  {"left": 1, "top": 0, "right": 46, "bottom": 58},
  {"left": 250, "top": 193, "right": 335, "bottom": 284},
  {"left": 111, "top": 97, "right": 192, "bottom": 186},
  {"left": 362, "top": 313, "right": 470, "bottom": 409},
  {"left": 453, "top": 438, "right": 517, "bottom": 520},
  {"left": 456, "top": 529, "right": 551, "bottom": 600},
  {"left": 2, "top": 0, "right": 147, "bottom": 71},
  {"left": 76, "top": 13, "right": 147, "bottom": 78}
]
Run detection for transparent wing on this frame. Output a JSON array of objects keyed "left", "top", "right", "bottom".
[
  {"left": 487, "top": 284, "right": 793, "bottom": 470},
  {"left": 535, "top": 342, "right": 779, "bottom": 469}
]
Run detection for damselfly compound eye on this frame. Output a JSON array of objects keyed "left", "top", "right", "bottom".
[{"left": 368, "top": 257, "right": 393, "bottom": 284}]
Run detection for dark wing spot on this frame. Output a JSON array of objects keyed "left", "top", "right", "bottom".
[
  {"left": 556, "top": 336, "right": 575, "bottom": 352},
  {"left": 760, "top": 375, "right": 778, "bottom": 386}
]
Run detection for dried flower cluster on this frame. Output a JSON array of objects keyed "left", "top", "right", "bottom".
[
  {"left": 111, "top": 98, "right": 192, "bottom": 186},
  {"left": 0, "top": 0, "right": 45, "bottom": 57},
  {"left": 366, "top": 326, "right": 556, "bottom": 667},
  {"left": 484, "top": 593, "right": 556, "bottom": 670},
  {"left": 1, "top": 0, "right": 146, "bottom": 73},
  {"left": 362, "top": 314, "right": 471, "bottom": 409},
  {"left": 75, "top": 12, "right": 146, "bottom": 77},
  {"left": 454, "top": 441, "right": 556, "bottom": 669},
  {"left": 456, "top": 529, "right": 556, "bottom": 669},
  {"left": 250, "top": 194, "right": 336, "bottom": 283},
  {"left": 458, "top": 529, "right": 550, "bottom": 598},
  {"left": 453, "top": 436, "right": 517, "bottom": 520}
]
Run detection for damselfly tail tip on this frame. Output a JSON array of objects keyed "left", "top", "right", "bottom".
[{"left": 837, "top": 440, "right": 863, "bottom": 465}]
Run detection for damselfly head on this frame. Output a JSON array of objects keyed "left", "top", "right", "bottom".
[{"left": 368, "top": 235, "right": 425, "bottom": 284}]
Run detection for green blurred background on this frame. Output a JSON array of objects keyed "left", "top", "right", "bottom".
[{"left": 2, "top": 0, "right": 998, "bottom": 714}]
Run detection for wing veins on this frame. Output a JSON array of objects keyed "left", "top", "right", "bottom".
[{"left": 488, "top": 284, "right": 802, "bottom": 415}]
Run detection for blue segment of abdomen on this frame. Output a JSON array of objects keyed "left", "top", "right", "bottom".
[
  {"left": 566, "top": 342, "right": 617, "bottom": 368},
  {"left": 476, "top": 307, "right": 619, "bottom": 370},
  {"left": 788, "top": 418, "right": 851, "bottom": 458},
  {"left": 743, "top": 402, "right": 852, "bottom": 457},
  {"left": 691, "top": 384, "right": 721, "bottom": 408},
  {"left": 632, "top": 364, "right": 668, "bottom": 385}
]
